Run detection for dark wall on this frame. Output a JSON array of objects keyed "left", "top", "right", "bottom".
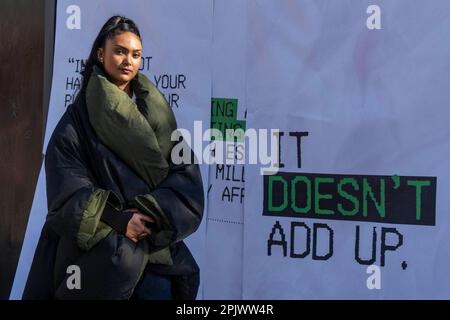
[{"left": 0, "top": 0, "right": 54, "bottom": 299}]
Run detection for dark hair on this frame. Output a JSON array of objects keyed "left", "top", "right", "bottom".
[{"left": 80, "top": 15, "right": 142, "bottom": 92}]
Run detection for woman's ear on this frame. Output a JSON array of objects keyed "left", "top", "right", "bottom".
[{"left": 97, "top": 48, "right": 104, "bottom": 63}]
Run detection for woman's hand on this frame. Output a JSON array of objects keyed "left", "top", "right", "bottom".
[{"left": 124, "top": 208, "right": 154, "bottom": 243}]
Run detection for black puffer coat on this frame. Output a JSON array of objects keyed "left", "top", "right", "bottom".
[{"left": 23, "top": 91, "right": 204, "bottom": 300}]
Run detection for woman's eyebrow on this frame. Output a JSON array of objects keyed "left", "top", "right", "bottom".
[{"left": 113, "top": 44, "right": 142, "bottom": 52}]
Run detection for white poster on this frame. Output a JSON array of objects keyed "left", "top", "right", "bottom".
[
  {"left": 11, "top": 0, "right": 212, "bottom": 299},
  {"left": 242, "top": 0, "right": 450, "bottom": 299},
  {"left": 203, "top": 0, "right": 247, "bottom": 299}
]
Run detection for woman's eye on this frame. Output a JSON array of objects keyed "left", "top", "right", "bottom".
[
  {"left": 133, "top": 54, "right": 141, "bottom": 59},
  {"left": 115, "top": 49, "right": 123, "bottom": 55}
]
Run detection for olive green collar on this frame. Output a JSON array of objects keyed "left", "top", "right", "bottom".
[{"left": 85, "top": 65, "right": 177, "bottom": 188}]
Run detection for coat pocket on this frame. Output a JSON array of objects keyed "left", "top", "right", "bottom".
[{"left": 55, "top": 230, "right": 145, "bottom": 300}]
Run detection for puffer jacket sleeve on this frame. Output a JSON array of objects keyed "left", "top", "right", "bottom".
[
  {"left": 132, "top": 150, "right": 204, "bottom": 253},
  {"left": 44, "top": 115, "right": 119, "bottom": 250}
]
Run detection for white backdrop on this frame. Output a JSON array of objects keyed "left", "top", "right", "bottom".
[
  {"left": 203, "top": 0, "right": 247, "bottom": 299},
  {"left": 242, "top": 0, "right": 450, "bottom": 299}
]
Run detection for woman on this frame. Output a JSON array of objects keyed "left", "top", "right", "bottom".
[{"left": 23, "top": 16, "right": 204, "bottom": 300}]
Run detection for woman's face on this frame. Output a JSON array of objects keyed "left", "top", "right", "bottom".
[{"left": 97, "top": 31, "right": 142, "bottom": 90}]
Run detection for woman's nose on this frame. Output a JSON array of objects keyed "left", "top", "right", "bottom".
[{"left": 122, "top": 56, "right": 131, "bottom": 66}]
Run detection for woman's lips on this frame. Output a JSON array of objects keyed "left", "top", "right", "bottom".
[{"left": 120, "top": 68, "right": 132, "bottom": 74}]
